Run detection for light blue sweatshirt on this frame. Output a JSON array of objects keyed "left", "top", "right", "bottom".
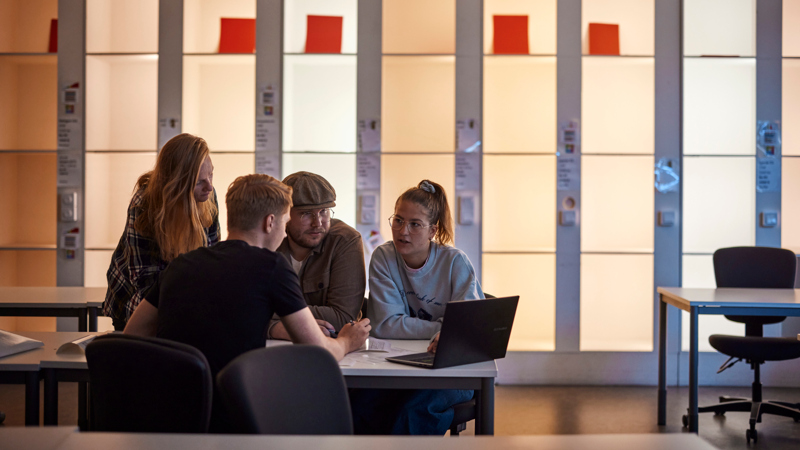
[{"left": 368, "top": 240, "right": 484, "bottom": 339}]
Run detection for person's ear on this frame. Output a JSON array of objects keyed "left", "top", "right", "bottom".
[
  {"left": 428, "top": 224, "right": 438, "bottom": 240},
  {"left": 263, "top": 214, "right": 275, "bottom": 234}
]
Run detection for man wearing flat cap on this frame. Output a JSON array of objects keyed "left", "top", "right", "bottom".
[{"left": 268, "top": 171, "right": 366, "bottom": 340}]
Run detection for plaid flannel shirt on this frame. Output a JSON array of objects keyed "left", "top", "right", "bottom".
[{"left": 103, "top": 188, "right": 220, "bottom": 322}]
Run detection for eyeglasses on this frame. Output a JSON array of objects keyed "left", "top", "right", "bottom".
[
  {"left": 388, "top": 215, "right": 431, "bottom": 235},
  {"left": 299, "top": 208, "right": 334, "bottom": 225}
]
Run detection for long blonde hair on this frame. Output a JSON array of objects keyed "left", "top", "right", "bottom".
[{"left": 134, "top": 133, "right": 218, "bottom": 261}]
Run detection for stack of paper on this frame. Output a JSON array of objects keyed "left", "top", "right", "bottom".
[{"left": 0, "top": 330, "right": 44, "bottom": 358}]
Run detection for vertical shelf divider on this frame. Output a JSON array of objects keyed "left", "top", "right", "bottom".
[
  {"left": 653, "top": 0, "right": 681, "bottom": 382},
  {"left": 455, "top": 0, "right": 482, "bottom": 280},
  {"left": 158, "top": 0, "right": 183, "bottom": 150},
  {"left": 555, "top": 0, "right": 581, "bottom": 352},
  {"left": 256, "top": 0, "right": 282, "bottom": 179},
  {"left": 356, "top": 0, "right": 382, "bottom": 267}
]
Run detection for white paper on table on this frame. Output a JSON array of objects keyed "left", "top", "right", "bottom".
[
  {"left": 357, "top": 337, "right": 391, "bottom": 352},
  {"left": 0, "top": 330, "right": 44, "bottom": 358},
  {"left": 56, "top": 335, "right": 96, "bottom": 355}
]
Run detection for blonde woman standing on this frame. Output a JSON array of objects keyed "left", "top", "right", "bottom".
[{"left": 104, "top": 133, "right": 220, "bottom": 330}]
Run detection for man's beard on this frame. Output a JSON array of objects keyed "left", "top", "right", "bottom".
[{"left": 288, "top": 226, "right": 327, "bottom": 249}]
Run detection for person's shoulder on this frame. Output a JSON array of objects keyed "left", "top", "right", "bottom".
[
  {"left": 433, "top": 242, "right": 474, "bottom": 266},
  {"left": 328, "top": 219, "right": 362, "bottom": 241}
]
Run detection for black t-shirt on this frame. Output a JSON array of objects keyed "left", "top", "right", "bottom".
[{"left": 147, "top": 239, "right": 306, "bottom": 376}]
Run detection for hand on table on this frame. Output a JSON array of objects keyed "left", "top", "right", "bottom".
[{"left": 427, "top": 332, "right": 440, "bottom": 353}]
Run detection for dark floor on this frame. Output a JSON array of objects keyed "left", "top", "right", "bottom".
[{"left": 1, "top": 383, "right": 799, "bottom": 448}]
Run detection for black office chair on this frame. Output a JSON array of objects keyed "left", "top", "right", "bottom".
[
  {"left": 85, "top": 334, "right": 213, "bottom": 433},
  {"left": 217, "top": 345, "right": 353, "bottom": 434},
  {"left": 687, "top": 246, "right": 800, "bottom": 443}
]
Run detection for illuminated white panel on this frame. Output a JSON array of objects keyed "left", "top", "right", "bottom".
[
  {"left": 785, "top": 0, "right": 800, "bottom": 57},
  {"left": 0, "top": 153, "right": 56, "bottom": 247},
  {"left": 284, "top": 0, "right": 357, "bottom": 54},
  {"left": 382, "top": 0, "right": 454, "bottom": 54},
  {"left": 85, "top": 153, "right": 157, "bottom": 249},
  {"left": 0, "top": 0, "right": 57, "bottom": 53},
  {"left": 581, "top": 254, "right": 654, "bottom": 352},
  {"left": 0, "top": 56, "right": 57, "bottom": 150},
  {"left": 85, "top": 250, "right": 113, "bottom": 287},
  {"left": 581, "top": 156, "right": 654, "bottom": 253},
  {"left": 483, "top": 0, "right": 556, "bottom": 55},
  {"left": 210, "top": 153, "right": 255, "bottom": 240},
  {"left": 783, "top": 60, "right": 800, "bottom": 156},
  {"left": 87, "top": 0, "right": 158, "bottom": 53},
  {"left": 683, "top": 58, "right": 755, "bottom": 156},
  {"left": 782, "top": 158, "right": 800, "bottom": 254},
  {"left": 282, "top": 153, "right": 357, "bottom": 228},
  {"left": 582, "top": 57, "right": 654, "bottom": 154},
  {"left": 680, "top": 254, "right": 745, "bottom": 352},
  {"left": 684, "top": 0, "right": 755, "bottom": 57},
  {"left": 283, "top": 55, "right": 356, "bottom": 152},
  {"left": 582, "top": 0, "right": 654, "bottom": 56},
  {"left": 183, "top": 55, "right": 255, "bottom": 152},
  {"left": 483, "top": 155, "right": 555, "bottom": 252},
  {"left": 483, "top": 57, "right": 556, "bottom": 154},
  {"left": 382, "top": 56, "right": 454, "bottom": 153},
  {"left": 380, "top": 154, "right": 455, "bottom": 242},
  {"left": 184, "top": 0, "right": 255, "bottom": 53},
  {"left": 86, "top": 55, "right": 158, "bottom": 151},
  {"left": 483, "top": 254, "right": 555, "bottom": 351},
  {"left": 683, "top": 157, "right": 755, "bottom": 253}
]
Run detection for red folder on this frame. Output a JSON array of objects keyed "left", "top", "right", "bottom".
[
  {"left": 219, "top": 18, "right": 256, "bottom": 53},
  {"left": 588, "top": 23, "right": 620, "bottom": 55},
  {"left": 305, "top": 15, "right": 343, "bottom": 53},
  {"left": 48, "top": 19, "right": 58, "bottom": 53},
  {"left": 493, "top": 15, "right": 528, "bottom": 54}
]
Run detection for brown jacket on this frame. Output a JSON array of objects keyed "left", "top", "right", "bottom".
[{"left": 275, "top": 219, "right": 366, "bottom": 329}]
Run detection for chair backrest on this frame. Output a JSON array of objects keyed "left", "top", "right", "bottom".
[
  {"left": 85, "top": 334, "right": 213, "bottom": 433},
  {"left": 217, "top": 345, "right": 353, "bottom": 435},
  {"left": 713, "top": 246, "right": 797, "bottom": 334}
]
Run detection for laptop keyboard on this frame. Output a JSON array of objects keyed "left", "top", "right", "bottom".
[{"left": 405, "top": 354, "right": 435, "bottom": 364}]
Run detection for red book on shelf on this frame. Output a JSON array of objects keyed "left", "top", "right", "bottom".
[
  {"left": 588, "top": 23, "right": 620, "bottom": 55},
  {"left": 305, "top": 15, "right": 343, "bottom": 53},
  {"left": 493, "top": 15, "right": 528, "bottom": 54},
  {"left": 219, "top": 18, "right": 256, "bottom": 53},
  {"left": 48, "top": 19, "right": 58, "bottom": 53}
]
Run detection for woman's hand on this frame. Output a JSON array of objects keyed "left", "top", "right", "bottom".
[{"left": 427, "top": 332, "right": 440, "bottom": 353}]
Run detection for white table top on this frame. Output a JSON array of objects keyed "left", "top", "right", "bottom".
[
  {"left": 0, "top": 332, "right": 107, "bottom": 372},
  {"left": 43, "top": 431, "right": 717, "bottom": 450},
  {"left": 0, "top": 287, "right": 106, "bottom": 309},
  {"left": 657, "top": 287, "right": 800, "bottom": 312},
  {"left": 0, "top": 426, "right": 77, "bottom": 450},
  {"left": 269, "top": 339, "right": 498, "bottom": 378}
]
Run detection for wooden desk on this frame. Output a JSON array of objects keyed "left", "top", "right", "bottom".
[
  {"left": 0, "top": 332, "right": 106, "bottom": 427},
  {"left": 42, "top": 431, "right": 718, "bottom": 450},
  {"left": 0, "top": 287, "right": 106, "bottom": 332},
  {"left": 656, "top": 287, "right": 800, "bottom": 433},
  {"left": 0, "top": 426, "right": 77, "bottom": 450}
]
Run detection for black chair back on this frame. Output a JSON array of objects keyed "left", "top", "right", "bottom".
[
  {"left": 217, "top": 345, "right": 353, "bottom": 435},
  {"left": 85, "top": 334, "right": 213, "bottom": 433},
  {"left": 713, "top": 246, "right": 797, "bottom": 335}
]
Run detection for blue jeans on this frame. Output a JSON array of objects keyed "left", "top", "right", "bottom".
[{"left": 350, "top": 388, "right": 474, "bottom": 435}]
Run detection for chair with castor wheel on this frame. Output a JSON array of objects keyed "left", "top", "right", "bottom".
[{"left": 683, "top": 247, "right": 800, "bottom": 444}]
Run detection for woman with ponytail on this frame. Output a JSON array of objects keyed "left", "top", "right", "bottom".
[
  {"left": 104, "top": 133, "right": 220, "bottom": 330},
  {"left": 353, "top": 179, "right": 483, "bottom": 435}
]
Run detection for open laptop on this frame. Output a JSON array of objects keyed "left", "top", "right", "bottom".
[{"left": 385, "top": 296, "right": 519, "bottom": 369}]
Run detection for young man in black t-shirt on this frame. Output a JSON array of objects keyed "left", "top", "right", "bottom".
[{"left": 124, "top": 174, "right": 370, "bottom": 430}]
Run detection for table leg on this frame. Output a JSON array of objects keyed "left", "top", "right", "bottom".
[
  {"left": 476, "top": 377, "right": 494, "bottom": 435},
  {"left": 43, "top": 368, "right": 58, "bottom": 426},
  {"left": 78, "top": 308, "right": 88, "bottom": 332},
  {"left": 24, "top": 372, "right": 40, "bottom": 426},
  {"left": 689, "top": 305, "right": 699, "bottom": 433},
  {"left": 78, "top": 382, "right": 88, "bottom": 431},
  {"left": 658, "top": 295, "right": 667, "bottom": 426},
  {"left": 88, "top": 308, "right": 98, "bottom": 332}
]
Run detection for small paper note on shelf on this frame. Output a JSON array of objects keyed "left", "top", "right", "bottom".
[
  {"left": 492, "top": 15, "right": 529, "bottom": 54},
  {"left": 0, "top": 330, "right": 44, "bottom": 358},
  {"left": 56, "top": 335, "right": 97, "bottom": 355},
  {"left": 305, "top": 15, "right": 343, "bottom": 53},
  {"left": 219, "top": 18, "right": 256, "bottom": 53}
]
